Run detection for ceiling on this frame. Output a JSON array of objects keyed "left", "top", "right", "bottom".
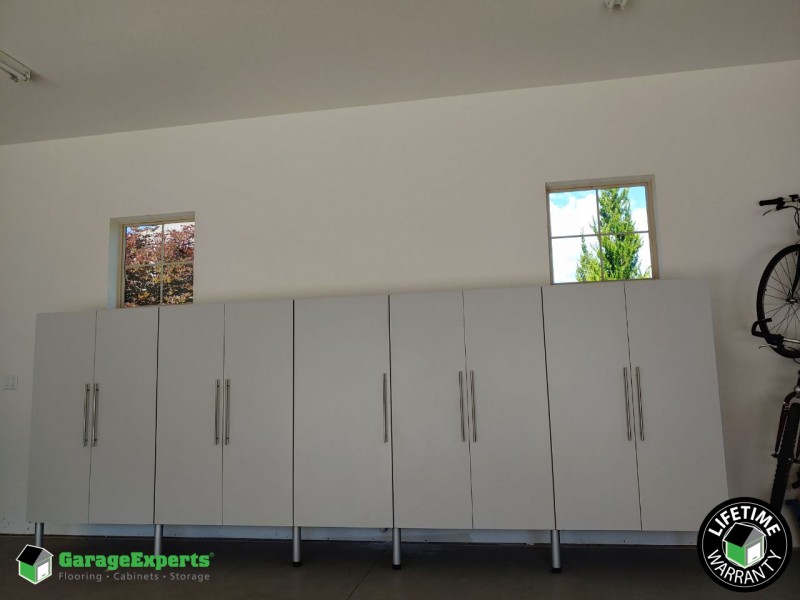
[{"left": 2, "top": 0, "right": 799, "bottom": 145}]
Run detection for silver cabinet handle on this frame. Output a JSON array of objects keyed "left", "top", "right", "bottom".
[
  {"left": 382, "top": 373, "right": 388, "bottom": 443},
  {"left": 225, "top": 379, "right": 231, "bottom": 445},
  {"left": 636, "top": 367, "right": 644, "bottom": 441},
  {"left": 623, "top": 367, "right": 632, "bottom": 441},
  {"left": 91, "top": 383, "right": 99, "bottom": 447},
  {"left": 470, "top": 370, "right": 477, "bottom": 442},
  {"left": 83, "top": 383, "right": 90, "bottom": 446},
  {"left": 214, "top": 379, "right": 221, "bottom": 446},
  {"left": 458, "top": 371, "right": 466, "bottom": 442}
]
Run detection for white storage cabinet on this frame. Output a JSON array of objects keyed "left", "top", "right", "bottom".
[
  {"left": 391, "top": 287, "right": 555, "bottom": 531},
  {"left": 155, "top": 301, "right": 293, "bottom": 526},
  {"left": 28, "top": 308, "right": 158, "bottom": 525},
  {"left": 543, "top": 279, "right": 728, "bottom": 531}
]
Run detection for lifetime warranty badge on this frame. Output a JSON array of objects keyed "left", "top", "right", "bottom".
[{"left": 697, "top": 497, "right": 792, "bottom": 592}]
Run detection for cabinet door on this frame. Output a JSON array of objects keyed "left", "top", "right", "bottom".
[
  {"left": 391, "top": 291, "right": 473, "bottom": 529},
  {"left": 294, "top": 295, "right": 393, "bottom": 528},
  {"left": 28, "top": 311, "right": 96, "bottom": 523},
  {"left": 464, "top": 287, "right": 555, "bottom": 530},
  {"left": 222, "top": 301, "right": 293, "bottom": 526},
  {"left": 155, "top": 304, "right": 224, "bottom": 525},
  {"left": 543, "top": 283, "right": 642, "bottom": 530},
  {"left": 625, "top": 279, "right": 728, "bottom": 530},
  {"left": 89, "top": 307, "right": 158, "bottom": 524}
]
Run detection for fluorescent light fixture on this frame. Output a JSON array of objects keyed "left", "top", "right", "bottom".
[{"left": 0, "top": 50, "right": 31, "bottom": 83}]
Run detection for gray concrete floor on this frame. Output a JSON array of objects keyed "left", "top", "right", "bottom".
[{"left": 1, "top": 534, "right": 798, "bottom": 599}]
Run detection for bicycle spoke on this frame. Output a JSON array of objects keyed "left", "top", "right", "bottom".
[
  {"left": 778, "top": 303, "right": 800, "bottom": 340},
  {"left": 788, "top": 304, "right": 800, "bottom": 337},
  {"left": 767, "top": 278, "right": 791, "bottom": 296},
  {"left": 783, "top": 252, "right": 800, "bottom": 297},
  {"left": 793, "top": 251, "right": 800, "bottom": 297},
  {"left": 771, "top": 270, "right": 790, "bottom": 297},
  {"left": 773, "top": 305, "right": 795, "bottom": 333},
  {"left": 764, "top": 292, "right": 789, "bottom": 302},
  {"left": 780, "top": 310, "right": 792, "bottom": 336},
  {"left": 781, "top": 254, "right": 798, "bottom": 293},
  {"left": 778, "top": 258, "right": 794, "bottom": 292},
  {"left": 766, "top": 304, "right": 789, "bottom": 317},
  {"left": 788, "top": 252, "right": 800, "bottom": 299}
]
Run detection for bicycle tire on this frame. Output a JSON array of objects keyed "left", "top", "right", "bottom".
[
  {"left": 756, "top": 244, "right": 800, "bottom": 359},
  {"left": 770, "top": 402, "right": 800, "bottom": 511}
]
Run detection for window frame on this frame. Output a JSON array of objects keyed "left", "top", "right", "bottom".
[
  {"left": 545, "top": 177, "right": 659, "bottom": 285},
  {"left": 118, "top": 217, "right": 195, "bottom": 308}
]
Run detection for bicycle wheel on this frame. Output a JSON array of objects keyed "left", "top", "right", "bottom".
[
  {"left": 770, "top": 403, "right": 800, "bottom": 511},
  {"left": 757, "top": 244, "right": 800, "bottom": 358}
]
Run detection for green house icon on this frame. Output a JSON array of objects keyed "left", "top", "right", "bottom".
[
  {"left": 16, "top": 544, "right": 53, "bottom": 585},
  {"left": 723, "top": 524, "right": 766, "bottom": 568}
]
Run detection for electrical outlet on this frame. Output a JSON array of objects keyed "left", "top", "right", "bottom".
[{"left": 2, "top": 375, "right": 18, "bottom": 390}]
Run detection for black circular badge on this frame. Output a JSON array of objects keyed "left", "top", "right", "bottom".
[{"left": 697, "top": 497, "right": 792, "bottom": 592}]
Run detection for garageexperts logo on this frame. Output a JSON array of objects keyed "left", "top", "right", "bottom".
[
  {"left": 15, "top": 545, "right": 213, "bottom": 585},
  {"left": 698, "top": 497, "right": 791, "bottom": 592}
]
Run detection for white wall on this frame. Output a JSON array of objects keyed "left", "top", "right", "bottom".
[{"left": 1, "top": 60, "right": 799, "bottom": 543}]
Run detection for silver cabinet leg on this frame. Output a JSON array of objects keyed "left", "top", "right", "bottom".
[
  {"left": 292, "top": 526, "right": 302, "bottom": 567},
  {"left": 392, "top": 527, "right": 402, "bottom": 570},
  {"left": 550, "top": 529, "right": 561, "bottom": 573},
  {"left": 154, "top": 525, "right": 163, "bottom": 556},
  {"left": 34, "top": 523, "right": 44, "bottom": 548}
]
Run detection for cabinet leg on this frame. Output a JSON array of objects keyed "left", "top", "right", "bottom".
[
  {"left": 550, "top": 529, "right": 561, "bottom": 573},
  {"left": 154, "top": 525, "right": 163, "bottom": 557},
  {"left": 392, "top": 527, "right": 402, "bottom": 570},
  {"left": 292, "top": 526, "right": 302, "bottom": 567},
  {"left": 34, "top": 523, "right": 44, "bottom": 548}
]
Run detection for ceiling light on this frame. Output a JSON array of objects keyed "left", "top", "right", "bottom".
[
  {"left": 605, "top": 0, "right": 629, "bottom": 9},
  {"left": 0, "top": 50, "right": 31, "bottom": 83}
]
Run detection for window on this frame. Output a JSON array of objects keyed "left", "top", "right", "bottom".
[
  {"left": 121, "top": 220, "right": 194, "bottom": 307},
  {"left": 546, "top": 179, "right": 657, "bottom": 284}
]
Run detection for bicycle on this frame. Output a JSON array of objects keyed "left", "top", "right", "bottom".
[{"left": 752, "top": 193, "right": 800, "bottom": 512}]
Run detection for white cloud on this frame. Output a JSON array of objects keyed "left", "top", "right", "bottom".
[
  {"left": 551, "top": 236, "right": 588, "bottom": 283},
  {"left": 549, "top": 191, "right": 596, "bottom": 237},
  {"left": 631, "top": 207, "right": 648, "bottom": 232}
]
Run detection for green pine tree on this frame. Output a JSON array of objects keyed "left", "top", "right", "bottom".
[{"left": 575, "top": 188, "right": 651, "bottom": 282}]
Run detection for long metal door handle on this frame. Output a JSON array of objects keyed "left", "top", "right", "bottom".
[
  {"left": 459, "top": 371, "right": 466, "bottom": 442},
  {"left": 382, "top": 373, "right": 388, "bottom": 443},
  {"left": 214, "top": 379, "right": 220, "bottom": 446},
  {"left": 91, "top": 384, "right": 99, "bottom": 446},
  {"left": 623, "top": 368, "right": 632, "bottom": 441},
  {"left": 470, "top": 370, "right": 477, "bottom": 442},
  {"left": 83, "top": 384, "right": 90, "bottom": 446},
  {"left": 636, "top": 367, "right": 644, "bottom": 441},
  {"left": 225, "top": 379, "right": 231, "bottom": 445}
]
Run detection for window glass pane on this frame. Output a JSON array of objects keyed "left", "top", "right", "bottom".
[
  {"left": 125, "top": 225, "right": 162, "bottom": 266},
  {"left": 548, "top": 190, "right": 597, "bottom": 237},
  {"left": 164, "top": 222, "right": 195, "bottom": 263},
  {"left": 552, "top": 236, "right": 602, "bottom": 283},
  {"left": 634, "top": 232, "right": 652, "bottom": 279},
  {"left": 627, "top": 185, "right": 649, "bottom": 231},
  {"left": 599, "top": 232, "right": 652, "bottom": 280},
  {"left": 597, "top": 187, "right": 643, "bottom": 235},
  {"left": 162, "top": 264, "right": 194, "bottom": 304},
  {"left": 124, "top": 266, "right": 161, "bottom": 307}
]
